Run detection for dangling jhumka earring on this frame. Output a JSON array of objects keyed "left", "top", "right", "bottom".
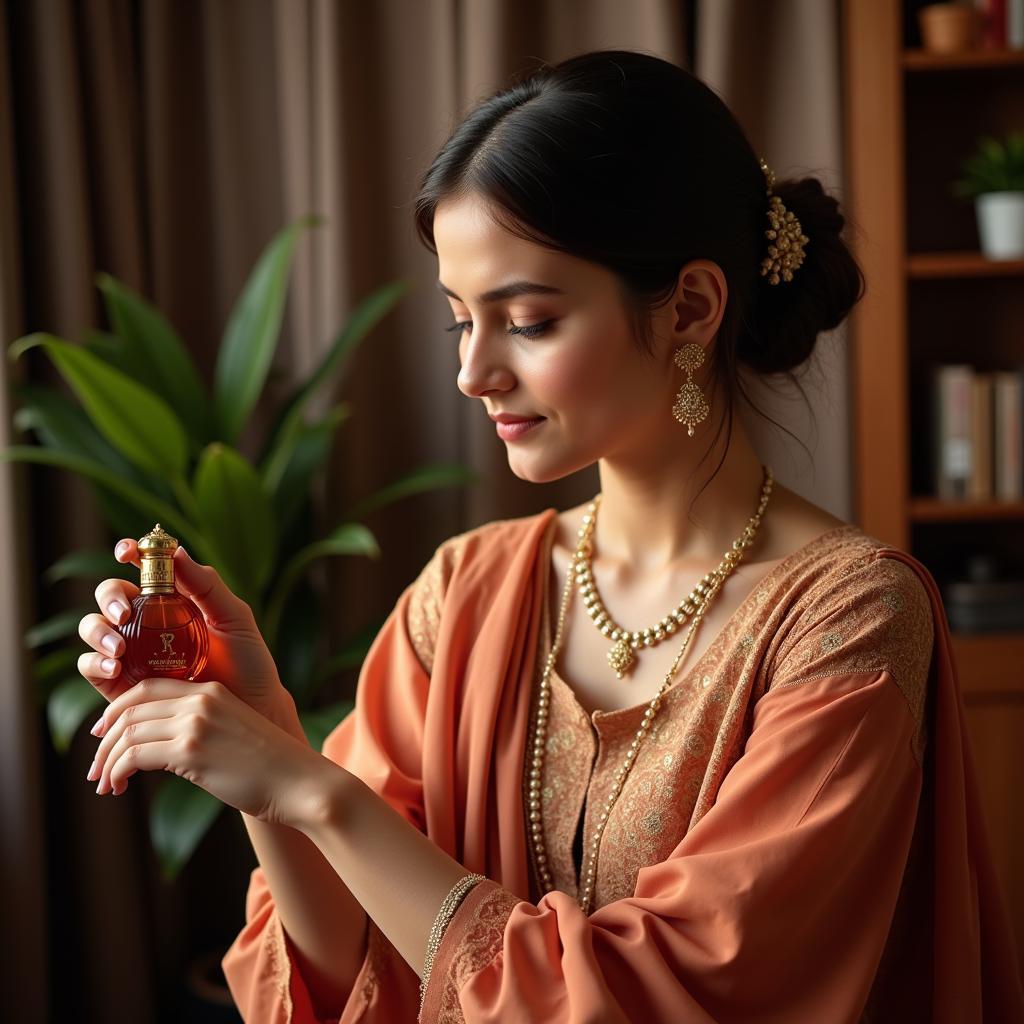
[{"left": 671, "top": 342, "right": 709, "bottom": 437}]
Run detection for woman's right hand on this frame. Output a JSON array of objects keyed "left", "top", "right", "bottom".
[{"left": 77, "top": 540, "right": 305, "bottom": 738}]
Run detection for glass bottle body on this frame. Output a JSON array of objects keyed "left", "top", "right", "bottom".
[{"left": 117, "top": 591, "right": 209, "bottom": 686}]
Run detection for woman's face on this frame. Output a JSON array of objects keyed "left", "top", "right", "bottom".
[{"left": 433, "top": 194, "right": 712, "bottom": 484}]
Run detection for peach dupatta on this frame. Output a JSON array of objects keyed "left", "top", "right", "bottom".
[{"left": 222, "top": 508, "right": 1024, "bottom": 1022}]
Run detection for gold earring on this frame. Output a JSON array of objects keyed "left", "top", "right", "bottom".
[{"left": 671, "top": 343, "right": 709, "bottom": 436}]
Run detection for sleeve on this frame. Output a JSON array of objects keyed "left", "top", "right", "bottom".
[
  {"left": 418, "top": 549, "right": 936, "bottom": 1024},
  {"left": 221, "top": 537, "right": 457, "bottom": 1023}
]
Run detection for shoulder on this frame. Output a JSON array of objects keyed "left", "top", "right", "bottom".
[
  {"left": 420, "top": 508, "right": 554, "bottom": 585},
  {"left": 405, "top": 509, "right": 553, "bottom": 673},
  {"left": 767, "top": 527, "right": 936, "bottom": 758},
  {"left": 775, "top": 525, "right": 933, "bottom": 625}
]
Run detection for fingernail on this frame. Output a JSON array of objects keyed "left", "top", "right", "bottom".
[
  {"left": 101, "top": 634, "right": 119, "bottom": 655},
  {"left": 114, "top": 541, "right": 129, "bottom": 558},
  {"left": 101, "top": 658, "right": 117, "bottom": 674},
  {"left": 90, "top": 717, "right": 105, "bottom": 737},
  {"left": 95, "top": 780, "right": 104, "bottom": 795},
  {"left": 178, "top": 546, "right": 189, "bottom": 560},
  {"left": 108, "top": 601, "right": 127, "bottom": 623},
  {"left": 86, "top": 759, "right": 98, "bottom": 782}
]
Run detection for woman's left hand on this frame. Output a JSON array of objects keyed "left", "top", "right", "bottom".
[{"left": 87, "top": 677, "right": 331, "bottom": 827}]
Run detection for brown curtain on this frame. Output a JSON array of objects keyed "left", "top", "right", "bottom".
[{"left": 0, "top": 1, "right": 847, "bottom": 1019}]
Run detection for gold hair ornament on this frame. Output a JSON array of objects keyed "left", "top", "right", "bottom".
[{"left": 759, "top": 157, "right": 809, "bottom": 284}]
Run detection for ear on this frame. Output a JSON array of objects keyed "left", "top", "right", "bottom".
[{"left": 662, "top": 259, "right": 728, "bottom": 353}]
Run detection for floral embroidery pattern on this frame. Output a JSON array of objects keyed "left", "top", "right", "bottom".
[
  {"left": 434, "top": 883, "right": 524, "bottom": 1023},
  {"left": 522, "top": 526, "right": 935, "bottom": 915}
]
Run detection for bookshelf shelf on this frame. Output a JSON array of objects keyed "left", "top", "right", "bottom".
[
  {"left": 906, "top": 250, "right": 1024, "bottom": 278},
  {"left": 846, "top": 0, "right": 1024, "bottom": 970},
  {"left": 903, "top": 46, "right": 1024, "bottom": 71},
  {"left": 909, "top": 497, "right": 1024, "bottom": 521}
]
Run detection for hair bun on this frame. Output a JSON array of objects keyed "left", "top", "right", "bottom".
[{"left": 739, "top": 176, "right": 865, "bottom": 375}]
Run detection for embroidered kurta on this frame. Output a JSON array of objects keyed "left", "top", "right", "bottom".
[{"left": 221, "top": 507, "right": 1024, "bottom": 1023}]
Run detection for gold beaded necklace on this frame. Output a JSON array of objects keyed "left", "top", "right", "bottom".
[
  {"left": 576, "top": 537, "right": 724, "bottom": 680},
  {"left": 527, "top": 464, "right": 774, "bottom": 914}
]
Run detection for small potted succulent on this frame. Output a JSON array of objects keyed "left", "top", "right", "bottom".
[{"left": 951, "top": 130, "right": 1024, "bottom": 260}]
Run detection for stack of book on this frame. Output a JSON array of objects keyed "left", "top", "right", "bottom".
[{"left": 929, "top": 363, "right": 1024, "bottom": 501}]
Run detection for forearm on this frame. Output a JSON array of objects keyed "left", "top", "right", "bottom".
[
  {"left": 240, "top": 693, "right": 369, "bottom": 1017},
  {"left": 295, "top": 765, "right": 471, "bottom": 984}
]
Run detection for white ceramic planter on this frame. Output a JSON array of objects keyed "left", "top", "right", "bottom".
[{"left": 975, "top": 191, "right": 1024, "bottom": 259}]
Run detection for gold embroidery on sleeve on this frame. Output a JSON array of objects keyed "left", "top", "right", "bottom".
[
  {"left": 769, "top": 554, "right": 934, "bottom": 766},
  {"left": 266, "top": 909, "right": 294, "bottom": 1020},
  {"left": 435, "top": 885, "right": 524, "bottom": 1023},
  {"left": 406, "top": 535, "right": 469, "bottom": 675}
]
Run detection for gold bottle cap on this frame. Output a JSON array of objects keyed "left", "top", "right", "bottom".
[
  {"left": 139, "top": 523, "right": 178, "bottom": 556},
  {"left": 139, "top": 523, "right": 177, "bottom": 591}
]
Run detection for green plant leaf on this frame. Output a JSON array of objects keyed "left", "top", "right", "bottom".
[
  {"left": 11, "top": 383, "right": 172, "bottom": 496},
  {"left": 259, "top": 278, "right": 411, "bottom": 480},
  {"left": 953, "top": 130, "right": 1024, "bottom": 197},
  {"left": 214, "top": 214, "right": 326, "bottom": 444},
  {"left": 10, "top": 384, "right": 175, "bottom": 537},
  {"left": 193, "top": 442, "right": 276, "bottom": 600},
  {"left": 44, "top": 549, "right": 135, "bottom": 586},
  {"left": 96, "top": 273, "right": 213, "bottom": 448},
  {"left": 299, "top": 698, "right": 356, "bottom": 753},
  {"left": 267, "top": 403, "right": 352, "bottom": 531},
  {"left": 346, "top": 463, "right": 479, "bottom": 521},
  {"left": 82, "top": 328, "right": 150, "bottom": 386},
  {"left": 263, "top": 523, "right": 379, "bottom": 649},
  {"left": 25, "top": 607, "right": 92, "bottom": 648},
  {"left": 46, "top": 675, "right": 105, "bottom": 753},
  {"left": 150, "top": 774, "right": 224, "bottom": 882},
  {"left": 9, "top": 334, "right": 189, "bottom": 477},
  {"left": 0, "top": 446, "right": 208, "bottom": 558}
]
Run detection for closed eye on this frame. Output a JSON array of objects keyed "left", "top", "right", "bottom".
[{"left": 444, "top": 319, "right": 555, "bottom": 339}]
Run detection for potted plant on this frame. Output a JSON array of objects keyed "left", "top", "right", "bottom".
[
  {"left": 951, "top": 130, "right": 1024, "bottom": 259},
  {"left": 4, "top": 213, "right": 477, "bottom": 881}
]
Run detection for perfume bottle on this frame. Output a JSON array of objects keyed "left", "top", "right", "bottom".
[{"left": 116, "top": 523, "right": 209, "bottom": 685}]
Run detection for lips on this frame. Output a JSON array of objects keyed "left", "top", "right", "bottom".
[{"left": 494, "top": 416, "right": 545, "bottom": 441}]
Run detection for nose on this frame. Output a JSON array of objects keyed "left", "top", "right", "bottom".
[{"left": 456, "top": 328, "right": 514, "bottom": 399}]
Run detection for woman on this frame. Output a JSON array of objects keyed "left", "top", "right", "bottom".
[{"left": 79, "top": 51, "right": 1022, "bottom": 1022}]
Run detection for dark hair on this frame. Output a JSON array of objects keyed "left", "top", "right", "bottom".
[{"left": 413, "top": 49, "right": 865, "bottom": 487}]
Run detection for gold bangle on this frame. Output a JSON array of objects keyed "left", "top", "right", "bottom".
[{"left": 419, "top": 872, "right": 486, "bottom": 1016}]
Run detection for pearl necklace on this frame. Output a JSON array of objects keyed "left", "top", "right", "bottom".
[{"left": 527, "top": 464, "right": 774, "bottom": 914}]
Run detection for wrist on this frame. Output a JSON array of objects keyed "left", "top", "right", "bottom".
[
  {"left": 294, "top": 761, "right": 360, "bottom": 838},
  {"left": 262, "top": 687, "right": 308, "bottom": 744}
]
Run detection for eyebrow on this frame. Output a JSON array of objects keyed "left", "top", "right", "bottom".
[{"left": 435, "top": 279, "right": 566, "bottom": 304}]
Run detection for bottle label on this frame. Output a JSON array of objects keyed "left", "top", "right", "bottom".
[
  {"left": 145, "top": 630, "right": 188, "bottom": 672},
  {"left": 141, "top": 556, "right": 174, "bottom": 589}
]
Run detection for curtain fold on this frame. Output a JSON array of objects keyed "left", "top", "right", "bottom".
[{"left": 0, "top": 2, "right": 848, "bottom": 1019}]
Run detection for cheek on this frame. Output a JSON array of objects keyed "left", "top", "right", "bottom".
[{"left": 531, "top": 326, "right": 634, "bottom": 412}]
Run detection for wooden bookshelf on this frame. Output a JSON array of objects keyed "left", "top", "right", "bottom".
[{"left": 844, "top": 0, "right": 1024, "bottom": 975}]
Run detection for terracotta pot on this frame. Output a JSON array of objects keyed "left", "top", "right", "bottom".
[{"left": 919, "top": 3, "right": 983, "bottom": 54}]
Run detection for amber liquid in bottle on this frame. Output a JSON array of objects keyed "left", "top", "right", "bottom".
[{"left": 117, "top": 523, "right": 209, "bottom": 685}]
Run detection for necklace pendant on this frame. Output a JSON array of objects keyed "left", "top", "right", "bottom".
[{"left": 607, "top": 638, "right": 635, "bottom": 679}]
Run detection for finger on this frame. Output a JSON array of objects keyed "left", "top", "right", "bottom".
[
  {"left": 171, "top": 546, "right": 256, "bottom": 629},
  {"left": 94, "top": 578, "right": 139, "bottom": 628},
  {"left": 78, "top": 612, "right": 125, "bottom": 658},
  {"left": 104, "top": 731, "right": 181, "bottom": 797},
  {"left": 113, "top": 538, "right": 142, "bottom": 569},
  {"left": 90, "top": 694, "right": 186, "bottom": 790},
  {"left": 92, "top": 677, "right": 208, "bottom": 739},
  {"left": 77, "top": 650, "right": 128, "bottom": 702}
]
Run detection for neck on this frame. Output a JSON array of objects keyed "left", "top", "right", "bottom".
[{"left": 592, "top": 397, "right": 767, "bottom": 576}]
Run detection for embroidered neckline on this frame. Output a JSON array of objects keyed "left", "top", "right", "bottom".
[{"left": 538, "top": 514, "right": 866, "bottom": 723}]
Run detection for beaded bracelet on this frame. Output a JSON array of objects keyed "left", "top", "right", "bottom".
[{"left": 419, "top": 872, "right": 487, "bottom": 1016}]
